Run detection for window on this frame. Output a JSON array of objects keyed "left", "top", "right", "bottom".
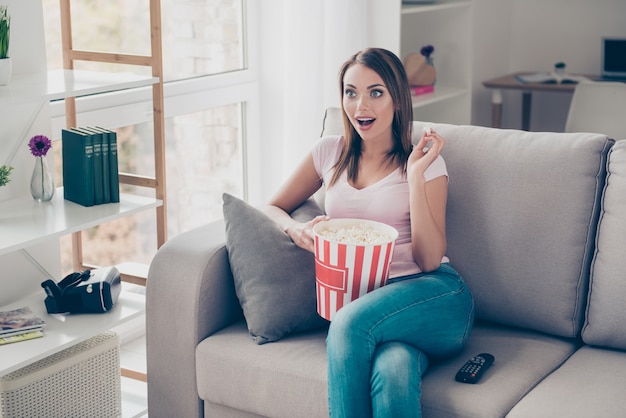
[{"left": 43, "top": 0, "right": 258, "bottom": 274}]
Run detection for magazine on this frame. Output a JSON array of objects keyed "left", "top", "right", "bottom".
[
  {"left": 0, "top": 330, "right": 45, "bottom": 345},
  {"left": 0, "top": 306, "right": 46, "bottom": 337}
]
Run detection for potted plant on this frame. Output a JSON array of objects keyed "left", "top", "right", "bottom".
[{"left": 0, "top": 5, "right": 11, "bottom": 86}]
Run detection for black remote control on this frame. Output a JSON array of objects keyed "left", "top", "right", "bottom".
[{"left": 455, "top": 353, "right": 494, "bottom": 384}]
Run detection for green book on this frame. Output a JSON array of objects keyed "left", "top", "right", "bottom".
[
  {"left": 76, "top": 127, "right": 105, "bottom": 205},
  {"left": 62, "top": 128, "right": 95, "bottom": 207},
  {"left": 95, "top": 126, "right": 120, "bottom": 203},
  {"left": 99, "top": 128, "right": 112, "bottom": 203},
  {"left": 83, "top": 126, "right": 111, "bottom": 204}
]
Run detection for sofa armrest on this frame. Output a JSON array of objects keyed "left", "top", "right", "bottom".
[{"left": 146, "top": 219, "right": 242, "bottom": 418}]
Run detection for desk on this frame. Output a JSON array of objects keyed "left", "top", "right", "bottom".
[{"left": 482, "top": 72, "right": 594, "bottom": 131}]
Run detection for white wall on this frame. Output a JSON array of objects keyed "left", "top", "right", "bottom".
[
  {"left": 472, "top": 0, "right": 626, "bottom": 132},
  {"left": 257, "top": 1, "right": 369, "bottom": 200},
  {"left": 258, "top": 0, "right": 626, "bottom": 202}
]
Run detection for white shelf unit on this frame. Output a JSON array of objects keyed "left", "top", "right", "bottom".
[
  {"left": 0, "top": 69, "right": 161, "bottom": 378},
  {"left": 53, "top": 0, "right": 165, "bottom": 387},
  {"left": 59, "top": 0, "right": 167, "bottom": 286},
  {"left": 368, "top": 0, "right": 473, "bottom": 124}
]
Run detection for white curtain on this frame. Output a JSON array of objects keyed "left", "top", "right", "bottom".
[{"left": 258, "top": 0, "right": 368, "bottom": 200}]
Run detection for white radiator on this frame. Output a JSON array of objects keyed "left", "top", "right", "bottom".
[{"left": 0, "top": 331, "right": 121, "bottom": 418}]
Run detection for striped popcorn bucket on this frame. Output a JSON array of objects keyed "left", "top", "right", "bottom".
[{"left": 313, "top": 219, "right": 398, "bottom": 321}]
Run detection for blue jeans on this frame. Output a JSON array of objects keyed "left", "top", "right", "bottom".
[{"left": 326, "top": 263, "right": 474, "bottom": 418}]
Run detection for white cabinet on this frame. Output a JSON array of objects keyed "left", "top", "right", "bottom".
[{"left": 368, "top": 0, "right": 473, "bottom": 124}]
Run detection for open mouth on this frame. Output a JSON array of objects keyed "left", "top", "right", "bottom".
[{"left": 357, "top": 118, "right": 375, "bottom": 127}]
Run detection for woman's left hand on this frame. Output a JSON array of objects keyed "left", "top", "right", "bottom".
[{"left": 407, "top": 128, "right": 445, "bottom": 183}]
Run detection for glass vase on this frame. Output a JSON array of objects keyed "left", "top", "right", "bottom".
[{"left": 30, "top": 156, "right": 55, "bottom": 202}]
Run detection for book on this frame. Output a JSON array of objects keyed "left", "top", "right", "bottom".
[
  {"left": 0, "top": 330, "right": 45, "bottom": 345},
  {"left": 62, "top": 128, "right": 95, "bottom": 207},
  {"left": 95, "top": 127, "right": 112, "bottom": 203},
  {"left": 0, "top": 307, "right": 46, "bottom": 337},
  {"left": 410, "top": 85, "right": 435, "bottom": 96},
  {"left": 82, "top": 126, "right": 111, "bottom": 204},
  {"left": 515, "top": 72, "right": 589, "bottom": 85},
  {"left": 95, "top": 126, "right": 120, "bottom": 203},
  {"left": 76, "top": 127, "right": 105, "bottom": 205}
]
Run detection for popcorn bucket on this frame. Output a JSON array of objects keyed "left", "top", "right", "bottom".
[{"left": 313, "top": 219, "right": 398, "bottom": 321}]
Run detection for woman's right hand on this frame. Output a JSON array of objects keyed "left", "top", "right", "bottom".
[
  {"left": 285, "top": 215, "right": 329, "bottom": 253},
  {"left": 407, "top": 128, "right": 445, "bottom": 184}
]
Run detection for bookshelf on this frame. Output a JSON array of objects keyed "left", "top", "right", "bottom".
[
  {"left": 0, "top": 0, "right": 164, "bottom": 386},
  {"left": 59, "top": 0, "right": 167, "bottom": 286},
  {"left": 56, "top": 0, "right": 166, "bottom": 383},
  {"left": 367, "top": 0, "right": 473, "bottom": 124},
  {"left": 0, "top": 67, "right": 161, "bottom": 381}
]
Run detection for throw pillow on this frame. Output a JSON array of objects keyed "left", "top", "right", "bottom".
[{"left": 222, "top": 193, "right": 329, "bottom": 344}]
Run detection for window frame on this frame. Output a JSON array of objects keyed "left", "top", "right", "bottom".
[{"left": 48, "top": 0, "right": 262, "bottom": 206}]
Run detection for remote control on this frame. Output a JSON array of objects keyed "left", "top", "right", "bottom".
[{"left": 454, "top": 353, "right": 494, "bottom": 384}]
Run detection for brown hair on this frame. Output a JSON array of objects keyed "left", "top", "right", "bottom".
[{"left": 329, "top": 48, "right": 414, "bottom": 187}]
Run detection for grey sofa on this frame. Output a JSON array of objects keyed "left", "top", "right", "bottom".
[{"left": 146, "top": 112, "right": 626, "bottom": 417}]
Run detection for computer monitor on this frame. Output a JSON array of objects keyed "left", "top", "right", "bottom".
[{"left": 602, "top": 37, "right": 626, "bottom": 79}]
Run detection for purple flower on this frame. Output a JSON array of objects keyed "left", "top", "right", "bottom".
[
  {"left": 28, "top": 135, "right": 52, "bottom": 157},
  {"left": 420, "top": 45, "right": 435, "bottom": 58}
]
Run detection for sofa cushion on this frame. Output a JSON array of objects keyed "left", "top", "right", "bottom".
[
  {"left": 413, "top": 122, "right": 613, "bottom": 338},
  {"left": 422, "top": 321, "right": 580, "bottom": 418},
  {"left": 582, "top": 140, "right": 626, "bottom": 349},
  {"left": 196, "top": 320, "right": 579, "bottom": 418},
  {"left": 223, "top": 193, "right": 328, "bottom": 344},
  {"left": 196, "top": 321, "right": 329, "bottom": 418},
  {"left": 506, "top": 345, "right": 626, "bottom": 418}
]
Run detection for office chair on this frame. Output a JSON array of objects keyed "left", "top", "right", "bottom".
[{"left": 565, "top": 80, "right": 626, "bottom": 140}]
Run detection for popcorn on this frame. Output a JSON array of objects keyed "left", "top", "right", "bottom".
[{"left": 318, "top": 223, "right": 392, "bottom": 245}]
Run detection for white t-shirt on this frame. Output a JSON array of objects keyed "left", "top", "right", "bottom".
[{"left": 312, "top": 135, "right": 449, "bottom": 277}]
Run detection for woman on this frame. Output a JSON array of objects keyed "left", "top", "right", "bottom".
[{"left": 263, "top": 47, "right": 474, "bottom": 418}]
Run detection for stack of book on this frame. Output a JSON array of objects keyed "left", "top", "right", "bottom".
[
  {"left": 0, "top": 307, "right": 47, "bottom": 345},
  {"left": 61, "top": 126, "right": 120, "bottom": 207}
]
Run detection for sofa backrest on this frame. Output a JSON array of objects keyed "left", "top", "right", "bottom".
[
  {"left": 319, "top": 108, "right": 614, "bottom": 339},
  {"left": 582, "top": 140, "right": 626, "bottom": 349},
  {"left": 416, "top": 122, "right": 613, "bottom": 339}
]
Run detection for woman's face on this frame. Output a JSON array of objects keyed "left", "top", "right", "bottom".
[{"left": 342, "top": 63, "right": 395, "bottom": 145}]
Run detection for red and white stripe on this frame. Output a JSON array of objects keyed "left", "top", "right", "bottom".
[{"left": 314, "top": 237, "right": 394, "bottom": 321}]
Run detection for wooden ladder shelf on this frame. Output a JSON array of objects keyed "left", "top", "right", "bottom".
[{"left": 59, "top": 0, "right": 167, "bottom": 288}]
